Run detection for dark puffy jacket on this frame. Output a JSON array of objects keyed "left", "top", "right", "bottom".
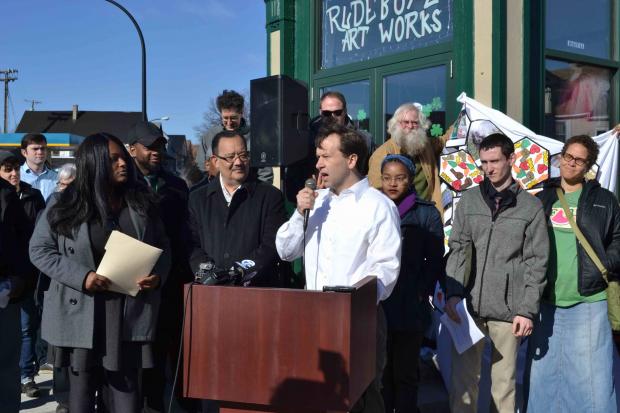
[
  {"left": 382, "top": 198, "right": 445, "bottom": 331},
  {"left": 18, "top": 182, "right": 46, "bottom": 291},
  {"left": 537, "top": 178, "right": 620, "bottom": 295}
]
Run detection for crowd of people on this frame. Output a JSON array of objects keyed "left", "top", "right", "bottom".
[{"left": 0, "top": 88, "right": 618, "bottom": 413}]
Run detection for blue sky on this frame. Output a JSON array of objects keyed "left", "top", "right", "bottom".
[{"left": 0, "top": 0, "right": 267, "bottom": 142}]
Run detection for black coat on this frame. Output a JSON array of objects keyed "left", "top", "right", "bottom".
[
  {"left": 382, "top": 198, "right": 445, "bottom": 331},
  {"left": 18, "top": 182, "right": 46, "bottom": 290},
  {"left": 0, "top": 178, "right": 30, "bottom": 300},
  {"left": 189, "top": 177, "right": 286, "bottom": 287},
  {"left": 142, "top": 169, "right": 193, "bottom": 284},
  {"left": 537, "top": 178, "right": 620, "bottom": 295}
]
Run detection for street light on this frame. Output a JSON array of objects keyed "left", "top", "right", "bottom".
[
  {"left": 149, "top": 116, "right": 170, "bottom": 122},
  {"left": 104, "top": 0, "right": 147, "bottom": 121}
]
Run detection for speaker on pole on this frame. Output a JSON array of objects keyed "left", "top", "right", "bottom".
[{"left": 250, "top": 75, "right": 309, "bottom": 167}]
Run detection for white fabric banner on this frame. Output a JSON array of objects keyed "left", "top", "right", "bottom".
[{"left": 456, "top": 92, "right": 619, "bottom": 192}]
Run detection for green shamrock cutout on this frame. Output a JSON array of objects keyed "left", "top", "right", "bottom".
[
  {"left": 357, "top": 109, "right": 367, "bottom": 121},
  {"left": 431, "top": 97, "right": 443, "bottom": 110},
  {"left": 430, "top": 124, "right": 444, "bottom": 137}
]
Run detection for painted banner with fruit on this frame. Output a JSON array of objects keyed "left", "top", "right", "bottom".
[{"left": 439, "top": 93, "right": 619, "bottom": 252}]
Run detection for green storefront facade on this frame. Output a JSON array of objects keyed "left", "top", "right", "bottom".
[{"left": 264, "top": 0, "right": 620, "bottom": 145}]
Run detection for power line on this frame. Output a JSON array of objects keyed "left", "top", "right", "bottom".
[{"left": 8, "top": 90, "right": 17, "bottom": 132}]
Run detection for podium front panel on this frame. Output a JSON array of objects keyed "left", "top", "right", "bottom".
[{"left": 183, "top": 281, "right": 376, "bottom": 411}]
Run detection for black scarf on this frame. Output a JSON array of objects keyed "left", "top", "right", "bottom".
[{"left": 480, "top": 177, "right": 517, "bottom": 219}]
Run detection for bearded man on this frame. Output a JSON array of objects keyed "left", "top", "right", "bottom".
[{"left": 368, "top": 103, "right": 451, "bottom": 215}]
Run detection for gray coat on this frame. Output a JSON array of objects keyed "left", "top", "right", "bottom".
[
  {"left": 445, "top": 183, "right": 549, "bottom": 321},
  {"left": 29, "top": 204, "right": 171, "bottom": 349}
]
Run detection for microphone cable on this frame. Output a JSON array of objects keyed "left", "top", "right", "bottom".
[{"left": 167, "top": 281, "right": 194, "bottom": 413}]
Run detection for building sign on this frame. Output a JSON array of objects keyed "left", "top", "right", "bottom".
[{"left": 321, "top": 0, "right": 453, "bottom": 69}]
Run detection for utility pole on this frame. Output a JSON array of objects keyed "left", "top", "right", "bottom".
[
  {"left": 24, "top": 99, "right": 42, "bottom": 111},
  {"left": 1, "top": 69, "right": 18, "bottom": 133}
]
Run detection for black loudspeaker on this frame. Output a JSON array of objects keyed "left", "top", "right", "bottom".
[{"left": 250, "top": 75, "right": 309, "bottom": 167}]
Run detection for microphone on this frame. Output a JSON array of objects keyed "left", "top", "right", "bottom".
[{"left": 303, "top": 178, "right": 317, "bottom": 232}]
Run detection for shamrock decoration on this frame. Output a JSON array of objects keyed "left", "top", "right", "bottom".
[
  {"left": 430, "top": 124, "right": 444, "bottom": 137},
  {"left": 421, "top": 104, "right": 433, "bottom": 117},
  {"left": 431, "top": 97, "right": 443, "bottom": 111},
  {"left": 356, "top": 109, "right": 367, "bottom": 121}
]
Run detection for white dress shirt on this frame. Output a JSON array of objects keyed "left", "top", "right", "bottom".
[{"left": 276, "top": 178, "right": 401, "bottom": 302}]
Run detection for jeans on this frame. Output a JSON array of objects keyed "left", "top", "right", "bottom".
[
  {"left": 19, "top": 295, "right": 40, "bottom": 382},
  {"left": 526, "top": 300, "right": 616, "bottom": 413}
]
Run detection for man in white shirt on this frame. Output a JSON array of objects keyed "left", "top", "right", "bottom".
[{"left": 276, "top": 123, "right": 401, "bottom": 413}]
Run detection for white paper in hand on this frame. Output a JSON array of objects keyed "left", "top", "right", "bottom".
[
  {"left": 96, "top": 230, "right": 163, "bottom": 297},
  {"left": 440, "top": 298, "right": 485, "bottom": 354}
]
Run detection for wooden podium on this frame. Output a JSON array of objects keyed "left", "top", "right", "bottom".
[{"left": 183, "top": 276, "right": 377, "bottom": 413}]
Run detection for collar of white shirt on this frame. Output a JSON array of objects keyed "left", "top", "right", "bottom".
[
  {"left": 219, "top": 174, "right": 242, "bottom": 206},
  {"left": 327, "top": 177, "right": 368, "bottom": 202}
]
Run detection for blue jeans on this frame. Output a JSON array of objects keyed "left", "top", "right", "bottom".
[
  {"left": 526, "top": 300, "right": 616, "bottom": 413},
  {"left": 19, "top": 296, "right": 40, "bottom": 381}
]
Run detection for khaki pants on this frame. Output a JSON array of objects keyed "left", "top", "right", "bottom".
[{"left": 449, "top": 319, "right": 519, "bottom": 413}]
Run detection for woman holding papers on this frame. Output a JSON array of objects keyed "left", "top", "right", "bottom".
[
  {"left": 379, "top": 154, "right": 444, "bottom": 413},
  {"left": 29, "top": 133, "right": 170, "bottom": 413},
  {"left": 526, "top": 135, "right": 620, "bottom": 412}
]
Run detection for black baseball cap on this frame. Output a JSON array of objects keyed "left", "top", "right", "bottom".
[
  {"left": 0, "top": 151, "right": 19, "bottom": 165},
  {"left": 127, "top": 121, "right": 167, "bottom": 147}
]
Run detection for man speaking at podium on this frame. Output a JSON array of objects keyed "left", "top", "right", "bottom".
[{"left": 276, "top": 123, "right": 401, "bottom": 413}]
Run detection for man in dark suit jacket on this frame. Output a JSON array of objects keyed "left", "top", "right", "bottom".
[
  {"left": 127, "top": 121, "right": 194, "bottom": 413},
  {"left": 189, "top": 130, "right": 286, "bottom": 287}
]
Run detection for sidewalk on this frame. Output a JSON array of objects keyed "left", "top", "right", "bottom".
[
  {"left": 20, "top": 371, "right": 55, "bottom": 413},
  {"left": 20, "top": 360, "right": 450, "bottom": 413}
]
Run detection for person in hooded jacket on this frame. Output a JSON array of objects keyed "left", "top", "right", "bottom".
[{"left": 379, "top": 154, "right": 444, "bottom": 413}]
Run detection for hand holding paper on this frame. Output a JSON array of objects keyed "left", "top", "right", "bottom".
[
  {"left": 440, "top": 298, "right": 485, "bottom": 354},
  {"left": 96, "top": 231, "right": 163, "bottom": 296}
]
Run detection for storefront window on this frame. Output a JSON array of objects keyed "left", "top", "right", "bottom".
[
  {"left": 321, "top": 80, "right": 371, "bottom": 131},
  {"left": 545, "top": 0, "right": 611, "bottom": 59},
  {"left": 321, "top": 0, "right": 453, "bottom": 69},
  {"left": 544, "top": 59, "right": 612, "bottom": 141},
  {"left": 383, "top": 65, "right": 447, "bottom": 140}
]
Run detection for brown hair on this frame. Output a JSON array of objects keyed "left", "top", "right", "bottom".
[
  {"left": 315, "top": 122, "right": 368, "bottom": 175},
  {"left": 562, "top": 134, "right": 599, "bottom": 170},
  {"left": 21, "top": 133, "right": 47, "bottom": 149}
]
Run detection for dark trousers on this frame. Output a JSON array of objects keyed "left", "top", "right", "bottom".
[
  {"left": 382, "top": 331, "right": 423, "bottom": 413},
  {"left": 68, "top": 366, "right": 140, "bottom": 413},
  {"left": 54, "top": 366, "right": 70, "bottom": 406},
  {"left": 351, "top": 306, "right": 387, "bottom": 413},
  {"left": 0, "top": 303, "right": 21, "bottom": 413}
]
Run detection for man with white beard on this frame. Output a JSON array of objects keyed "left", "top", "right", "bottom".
[{"left": 368, "top": 103, "right": 451, "bottom": 215}]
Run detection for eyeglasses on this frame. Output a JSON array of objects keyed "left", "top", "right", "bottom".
[
  {"left": 399, "top": 119, "right": 420, "bottom": 127},
  {"left": 214, "top": 151, "right": 250, "bottom": 163},
  {"left": 321, "top": 109, "right": 344, "bottom": 117},
  {"left": 381, "top": 175, "right": 409, "bottom": 184},
  {"left": 562, "top": 153, "right": 587, "bottom": 167}
]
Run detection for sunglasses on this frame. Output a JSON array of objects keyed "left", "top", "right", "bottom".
[{"left": 321, "top": 109, "right": 344, "bottom": 117}]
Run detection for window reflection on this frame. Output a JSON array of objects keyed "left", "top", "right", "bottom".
[
  {"left": 545, "top": 0, "right": 611, "bottom": 59},
  {"left": 384, "top": 66, "right": 447, "bottom": 142},
  {"left": 321, "top": 80, "right": 371, "bottom": 132},
  {"left": 544, "top": 59, "right": 611, "bottom": 141}
]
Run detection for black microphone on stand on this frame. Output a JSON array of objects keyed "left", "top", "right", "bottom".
[{"left": 303, "top": 178, "right": 317, "bottom": 232}]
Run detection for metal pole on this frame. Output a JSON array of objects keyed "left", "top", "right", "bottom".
[
  {"left": 1, "top": 69, "right": 18, "bottom": 133},
  {"left": 3, "top": 80, "right": 8, "bottom": 133},
  {"left": 104, "top": 0, "right": 147, "bottom": 121}
]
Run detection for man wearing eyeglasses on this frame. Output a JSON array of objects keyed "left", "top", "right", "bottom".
[
  {"left": 368, "top": 102, "right": 452, "bottom": 216},
  {"left": 196, "top": 89, "right": 273, "bottom": 184},
  {"left": 189, "top": 130, "right": 286, "bottom": 289}
]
